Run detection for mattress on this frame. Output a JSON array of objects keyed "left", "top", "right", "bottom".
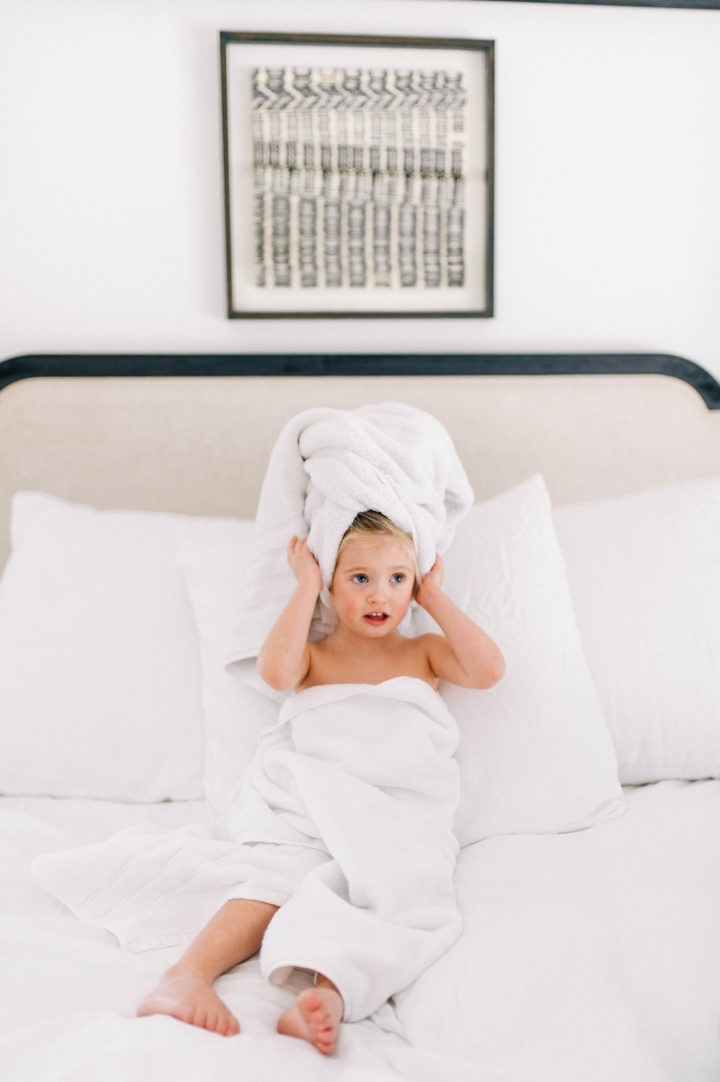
[{"left": 3, "top": 780, "right": 720, "bottom": 1082}]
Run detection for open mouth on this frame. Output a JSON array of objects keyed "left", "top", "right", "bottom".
[{"left": 363, "top": 612, "right": 390, "bottom": 625}]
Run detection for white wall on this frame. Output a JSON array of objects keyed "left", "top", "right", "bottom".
[{"left": 1, "top": 0, "right": 719, "bottom": 378}]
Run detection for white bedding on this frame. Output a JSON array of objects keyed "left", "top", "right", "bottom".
[
  {"left": 1, "top": 376, "right": 719, "bottom": 1082},
  {"left": 31, "top": 679, "right": 463, "bottom": 1023},
  {"left": 4, "top": 781, "right": 720, "bottom": 1082}
]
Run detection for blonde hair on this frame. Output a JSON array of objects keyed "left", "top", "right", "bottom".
[{"left": 335, "top": 511, "right": 420, "bottom": 587}]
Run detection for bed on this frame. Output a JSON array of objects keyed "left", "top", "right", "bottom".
[{"left": 1, "top": 351, "right": 720, "bottom": 1082}]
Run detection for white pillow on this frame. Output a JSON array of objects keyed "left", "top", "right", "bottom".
[
  {"left": 181, "top": 475, "right": 623, "bottom": 847},
  {"left": 177, "top": 527, "right": 278, "bottom": 827},
  {"left": 0, "top": 492, "right": 246, "bottom": 802},
  {"left": 412, "top": 474, "right": 623, "bottom": 845},
  {"left": 554, "top": 477, "right": 720, "bottom": 784}
]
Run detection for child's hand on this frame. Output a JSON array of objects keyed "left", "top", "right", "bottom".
[
  {"left": 415, "top": 555, "right": 444, "bottom": 609},
  {"left": 287, "top": 536, "right": 323, "bottom": 592}
]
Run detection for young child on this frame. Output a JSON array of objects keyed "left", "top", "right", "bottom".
[{"left": 137, "top": 511, "right": 504, "bottom": 1053}]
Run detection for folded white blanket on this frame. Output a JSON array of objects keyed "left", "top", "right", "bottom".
[
  {"left": 226, "top": 402, "right": 474, "bottom": 663},
  {"left": 33, "top": 677, "right": 462, "bottom": 1022}
]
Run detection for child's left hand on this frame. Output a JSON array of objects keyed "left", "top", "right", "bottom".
[{"left": 415, "top": 555, "right": 444, "bottom": 608}]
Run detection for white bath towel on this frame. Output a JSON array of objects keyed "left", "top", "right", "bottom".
[
  {"left": 33, "top": 677, "right": 462, "bottom": 1021},
  {"left": 226, "top": 402, "right": 474, "bottom": 663},
  {"left": 252, "top": 677, "right": 463, "bottom": 1021}
]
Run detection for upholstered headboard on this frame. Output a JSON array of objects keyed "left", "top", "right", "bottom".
[{"left": 1, "top": 353, "right": 719, "bottom": 567}]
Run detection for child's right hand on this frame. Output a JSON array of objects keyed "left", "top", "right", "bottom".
[{"left": 287, "top": 536, "right": 323, "bottom": 592}]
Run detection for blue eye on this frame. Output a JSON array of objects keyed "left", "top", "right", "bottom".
[
  {"left": 352, "top": 574, "right": 368, "bottom": 584},
  {"left": 391, "top": 573, "right": 406, "bottom": 584}
]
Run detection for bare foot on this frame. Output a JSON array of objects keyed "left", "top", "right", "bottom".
[
  {"left": 277, "top": 986, "right": 343, "bottom": 1055},
  {"left": 137, "top": 967, "right": 240, "bottom": 1037}
]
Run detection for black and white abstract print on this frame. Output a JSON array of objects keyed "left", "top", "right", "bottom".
[{"left": 251, "top": 66, "right": 467, "bottom": 290}]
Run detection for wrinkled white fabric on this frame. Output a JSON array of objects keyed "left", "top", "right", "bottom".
[
  {"left": 15, "top": 782, "right": 720, "bottom": 1080},
  {"left": 33, "top": 677, "right": 462, "bottom": 1022}
]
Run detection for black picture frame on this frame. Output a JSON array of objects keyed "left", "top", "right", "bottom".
[{"left": 220, "top": 32, "right": 495, "bottom": 319}]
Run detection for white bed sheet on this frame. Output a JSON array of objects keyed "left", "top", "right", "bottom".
[{"left": 2, "top": 782, "right": 719, "bottom": 1082}]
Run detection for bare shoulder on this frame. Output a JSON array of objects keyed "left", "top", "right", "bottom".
[
  {"left": 399, "top": 633, "right": 442, "bottom": 685},
  {"left": 413, "top": 632, "right": 447, "bottom": 658},
  {"left": 418, "top": 632, "right": 467, "bottom": 684},
  {"left": 300, "top": 636, "right": 347, "bottom": 689}
]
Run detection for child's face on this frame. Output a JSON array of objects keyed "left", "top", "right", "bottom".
[{"left": 331, "top": 537, "right": 415, "bottom": 638}]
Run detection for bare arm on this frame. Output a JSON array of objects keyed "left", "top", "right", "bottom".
[
  {"left": 415, "top": 556, "right": 506, "bottom": 690},
  {"left": 256, "top": 537, "right": 322, "bottom": 691}
]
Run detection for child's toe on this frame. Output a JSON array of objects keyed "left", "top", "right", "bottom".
[{"left": 224, "top": 1016, "right": 239, "bottom": 1036}]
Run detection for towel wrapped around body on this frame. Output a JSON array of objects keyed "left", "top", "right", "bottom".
[
  {"left": 34, "top": 677, "right": 462, "bottom": 1022},
  {"left": 226, "top": 402, "right": 474, "bottom": 663}
]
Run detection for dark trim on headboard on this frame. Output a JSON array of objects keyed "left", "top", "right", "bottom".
[
  {"left": 456, "top": 0, "right": 720, "bottom": 8},
  {"left": 1, "top": 353, "right": 719, "bottom": 409}
]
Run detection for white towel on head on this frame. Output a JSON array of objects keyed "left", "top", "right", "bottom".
[{"left": 226, "top": 401, "right": 474, "bottom": 665}]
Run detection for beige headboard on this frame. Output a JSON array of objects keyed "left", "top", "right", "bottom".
[{"left": 1, "top": 354, "right": 719, "bottom": 568}]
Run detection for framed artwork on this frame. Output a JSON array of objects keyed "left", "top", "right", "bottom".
[{"left": 220, "top": 32, "right": 494, "bottom": 319}]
